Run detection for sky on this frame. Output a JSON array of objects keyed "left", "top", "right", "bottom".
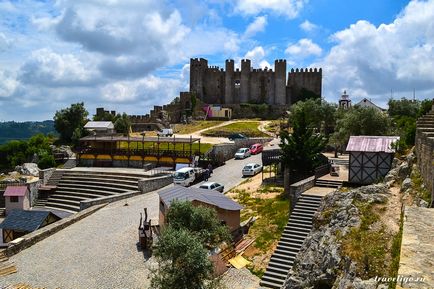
[{"left": 1, "top": 0, "right": 433, "bottom": 121}]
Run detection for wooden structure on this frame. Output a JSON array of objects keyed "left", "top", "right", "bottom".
[
  {"left": 77, "top": 135, "right": 202, "bottom": 168},
  {"left": 346, "top": 136, "right": 399, "bottom": 185},
  {"left": 138, "top": 208, "right": 153, "bottom": 251},
  {"left": 0, "top": 209, "right": 60, "bottom": 243}
]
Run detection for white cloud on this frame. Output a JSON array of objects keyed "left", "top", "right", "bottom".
[
  {"left": 318, "top": 0, "right": 434, "bottom": 104},
  {"left": 101, "top": 75, "right": 185, "bottom": 104},
  {"left": 18, "top": 49, "right": 99, "bottom": 87},
  {"left": 300, "top": 20, "right": 318, "bottom": 32},
  {"left": 285, "top": 38, "right": 322, "bottom": 58},
  {"left": 0, "top": 70, "right": 18, "bottom": 98},
  {"left": 0, "top": 33, "right": 11, "bottom": 51},
  {"left": 235, "top": 0, "right": 307, "bottom": 18},
  {"left": 244, "top": 16, "right": 268, "bottom": 38},
  {"left": 242, "top": 46, "right": 272, "bottom": 68}
]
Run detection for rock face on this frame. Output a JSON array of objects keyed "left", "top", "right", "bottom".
[
  {"left": 15, "top": 163, "right": 40, "bottom": 177},
  {"left": 283, "top": 184, "right": 389, "bottom": 289},
  {"left": 51, "top": 145, "right": 75, "bottom": 158}
]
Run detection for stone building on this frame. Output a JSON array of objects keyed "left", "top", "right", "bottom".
[{"left": 189, "top": 58, "right": 322, "bottom": 106}]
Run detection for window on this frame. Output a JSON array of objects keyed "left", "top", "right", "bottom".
[{"left": 10, "top": 196, "right": 18, "bottom": 203}]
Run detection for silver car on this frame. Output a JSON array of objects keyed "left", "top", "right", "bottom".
[
  {"left": 234, "top": 148, "right": 251, "bottom": 159},
  {"left": 242, "top": 163, "right": 263, "bottom": 176},
  {"left": 199, "top": 182, "right": 225, "bottom": 193}
]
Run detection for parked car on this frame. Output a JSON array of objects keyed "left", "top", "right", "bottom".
[
  {"left": 228, "top": 133, "right": 247, "bottom": 141},
  {"left": 249, "top": 143, "right": 263, "bottom": 154},
  {"left": 173, "top": 167, "right": 205, "bottom": 186},
  {"left": 199, "top": 182, "right": 224, "bottom": 193},
  {"left": 242, "top": 163, "right": 263, "bottom": 176},
  {"left": 234, "top": 148, "right": 251, "bottom": 159},
  {"left": 158, "top": 128, "right": 173, "bottom": 137}
]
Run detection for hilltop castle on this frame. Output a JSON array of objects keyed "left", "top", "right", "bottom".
[{"left": 190, "top": 58, "right": 322, "bottom": 106}]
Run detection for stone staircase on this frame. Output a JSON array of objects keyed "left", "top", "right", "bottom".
[
  {"left": 35, "top": 170, "right": 144, "bottom": 213},
  {"left": 62, "top": 158, "right": 77, "bottom": 169},
  {"left": 260, "top": 194, "right": 323, "bottom": 288},
  {"left": 314, "top": 179, "right": 343, "bottom": 188},
  {"left": 46, "top": 170, "right": 65, "bottom": 186}
]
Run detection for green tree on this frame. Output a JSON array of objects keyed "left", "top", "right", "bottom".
[
  {"left": 288, "top": 99, "right": 337, "bottom": 136},
  {"left": 388, "top": 98, "right": 419, "bottom": 118},
  {"left": 331, "top": 106, "right": 391, "bottom": 148},
  {"left": 113, "top": 113, "right": 131, "bottom": 135},
  {"left": 151, "top": 227, "right": 214, "bottom": 289},
  {"left": 280, "top": 110, "right": 327, "bottom": 188},
  {"left": 167, "top": 200, "right": 230, "bottom": 247},
  {"left": 54, "top": 103, "right": 88, "bottom": 143}
]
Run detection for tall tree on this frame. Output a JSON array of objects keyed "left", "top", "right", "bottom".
[
  {"left": 113, "top": 113, "right": 131, "bottom": 135},
  {"left": 54, "top": 103, "right": 88, "bottom": 143},
  {"left": 288, "top": 99, "right": 337, "bottom": 136},
  {"left": 280, "top": 110, "right": 327, "bottom": 189},
  {"left": 151, "top": 201, "right": 229, "bottom": 289},
  {"left": 151, "top": 227, "right": 215, "bottom": 289},
  {"left": 167, "top": 200, "right": 230, "bottom": 248}
]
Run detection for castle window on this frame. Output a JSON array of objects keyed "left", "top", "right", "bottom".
[{"left": 235, "top": 80, "right": 240, "bottom": 86}]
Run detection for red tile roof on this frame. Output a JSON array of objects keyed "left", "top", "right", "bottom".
[{"left": 4, "top": 186, "right": 28, "bottom": 197}]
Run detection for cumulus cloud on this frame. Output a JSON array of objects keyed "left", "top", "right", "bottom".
[
  {"left": 300, "top": 20, "right": 318, "bottom": 32},
  {"left": 243, "top": 46, "right": 272, "bottom": 68},
  {"left": 0, "top": 33, "right": 11, "bottom": 51},
  {"left": 0, "top": 70, "right": 18, "bottom": 98},
  {"left": 235, "top": 0, "right": 307, "bottom": 18},
  {"left": 285, "top": 38, "right": 322, "bottom": 58},
  {"left": 244, "top": 16, "right": 268, "bottom": 38},
  {"left": 18, "top": 49, "right": 99, "bottom": 87},
  {"left": 318, "top": 0, "right": 434, "bottom": 103}
]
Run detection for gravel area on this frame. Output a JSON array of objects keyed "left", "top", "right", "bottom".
[
  {"left": 220, "top": 267, "right": 260, "bottom": 289},
  {"left": 0, "top": 191, "right": 162, "bottom": 288}
]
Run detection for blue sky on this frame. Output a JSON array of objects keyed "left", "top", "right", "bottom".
[{"left": 0, "top": 0, "right": 433, "bottom": 121}]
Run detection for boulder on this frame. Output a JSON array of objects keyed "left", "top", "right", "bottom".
[
  {"left": 401, "top": 177, "right": 412, "bottom": 192},
  {"left": 397, "top": 162, "right": 410, "bottom": 180},
  {"left": 384, "top": 168, "right": 398, "bottom": 183},
  {"left": 15, "top": 163, "right": 40, "bottom": 177}
]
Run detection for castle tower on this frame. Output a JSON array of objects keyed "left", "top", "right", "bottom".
[
  {"left": 225, "top": 59, "right": 235, "bottom": 104},
  {"left": 190, "top": 58, "right": 208, "bottom": 101},
  {"left": 274, "top": 59, "right": 287, "bottom": 105},
  {"left": 339, "top": 90, "right": 351, "bottom": 109},
  {"left": 240, "top": 59, "right": 251, "bottom": 103}
]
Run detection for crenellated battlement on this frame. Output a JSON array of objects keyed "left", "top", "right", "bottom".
[{"left": 189, "top": 57, "right": 322, "bottom": 106}]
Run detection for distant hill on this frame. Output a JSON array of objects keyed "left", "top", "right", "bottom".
[{"left": 0, "top": 120, "right": 56, "bottom": 144}]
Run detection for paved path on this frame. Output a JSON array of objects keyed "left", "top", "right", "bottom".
[{"left": 0, "top": 191, "right": 162, "bottom": 288}]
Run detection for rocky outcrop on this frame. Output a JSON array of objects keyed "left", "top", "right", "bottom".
[
  {"left": 14, "top": 163, "right": 40, "bottom": 177},
  {"left": 283, "top": 184, "right": 389, "bottom": 289}
]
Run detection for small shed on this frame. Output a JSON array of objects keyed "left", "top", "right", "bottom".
[
  {"left": 84, "top": 121, "right": 115, "bottom": 134},
  {"left": 158, "top": 186, "right": 243, "bottom": 232},
  {"left": 4, "top": 186, "right": 30, "bottom": 215},
  {"left": 346, "top": 136, "right": 400, "bottom": 185},
  {"left": 0, "top": 209, "right": 60, "bottom": 243}
]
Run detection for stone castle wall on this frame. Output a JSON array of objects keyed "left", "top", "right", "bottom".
[
  {"left": 415, "top": 103, "right": 434, "bottom": 206},
  {"left": 189, "top": 58, "right": 322, "bottom": 106}
]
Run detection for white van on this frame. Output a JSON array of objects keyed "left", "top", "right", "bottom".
[
  {"left": 173, "top": 167, "right": 205, "bottom": 186},
  {"left": 158, "top": 128, "right": 173, "bottom": 137}
]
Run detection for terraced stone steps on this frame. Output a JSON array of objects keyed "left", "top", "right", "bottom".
[
  {"left": 36, "top": 170, "right": 143, "bottom": 213},
  {"left": 260, "top": 194, "right": 323, "bottom": 289},
  {"left": 46, "top": 170, "right": 65, "bottom": 186},
  {"left": 62, "top": 158, "right": 77, "bottom": 169},
  {"left": 315, "top": 179, "right": 343, "bottom": 188}
]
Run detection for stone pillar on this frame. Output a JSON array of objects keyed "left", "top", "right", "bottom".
[
  {"left": 240, "top": 59, "right": 251, "bottom": 103},
  {"left": 225, "top": 59, "right": 234, "bottom": 104},
  {"left": 274, "top": 59, "right": 287, "bottom": 105}
]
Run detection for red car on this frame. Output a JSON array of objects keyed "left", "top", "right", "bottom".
[{"left": 249, "top": 143, "right": 263, "bottom": 154}]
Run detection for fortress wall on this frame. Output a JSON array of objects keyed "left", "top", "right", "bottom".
[{"left": 415, "top": 103, "right": 434, "bottom": 206}]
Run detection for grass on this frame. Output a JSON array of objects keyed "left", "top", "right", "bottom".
[
  {"left": 410, "top": 166, "right": 432, "bottom": 204},
  {"left": 119, "top": 141, "right": 213, "bottom": 154},
  {"left": 201, "top": 121, "right": 269, "bottom": 138},
  {"left": 388, "top": 209, "right": 404, "bottom": 289},
  {"left": 339, "top": 200, "right": 396, "bottom": 280},
  {"left": 263, "top": 120, "right": 282, "bottom": 134},
  {"left": 173, "top": 120, "right": 225, "bottom": 134},
  {"left": 233, "top": 187, "right": 289, "bottom": 252}
]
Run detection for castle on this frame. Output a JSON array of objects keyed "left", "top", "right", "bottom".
[{"left": 190, "top": 58, "right": 322, "bottom": 106}]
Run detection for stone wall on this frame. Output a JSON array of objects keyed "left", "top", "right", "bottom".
[
  {"left": 27, "top": 179, "right": 43, "bottom": 207},
  {"left": 288, "top": 176, "right": 315, "bottom": 210},
  {"left": 207, "top": 138, "right": 273, "bottom": 165},
  {"left": 39, "top": 168, "right": 55, "bottom": 185},
  {"left": 138, "top": 175, "right": 173, "bottom": 193},
  {"left": 415, "top": 103, "right": 434, "bottom": 206}
]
